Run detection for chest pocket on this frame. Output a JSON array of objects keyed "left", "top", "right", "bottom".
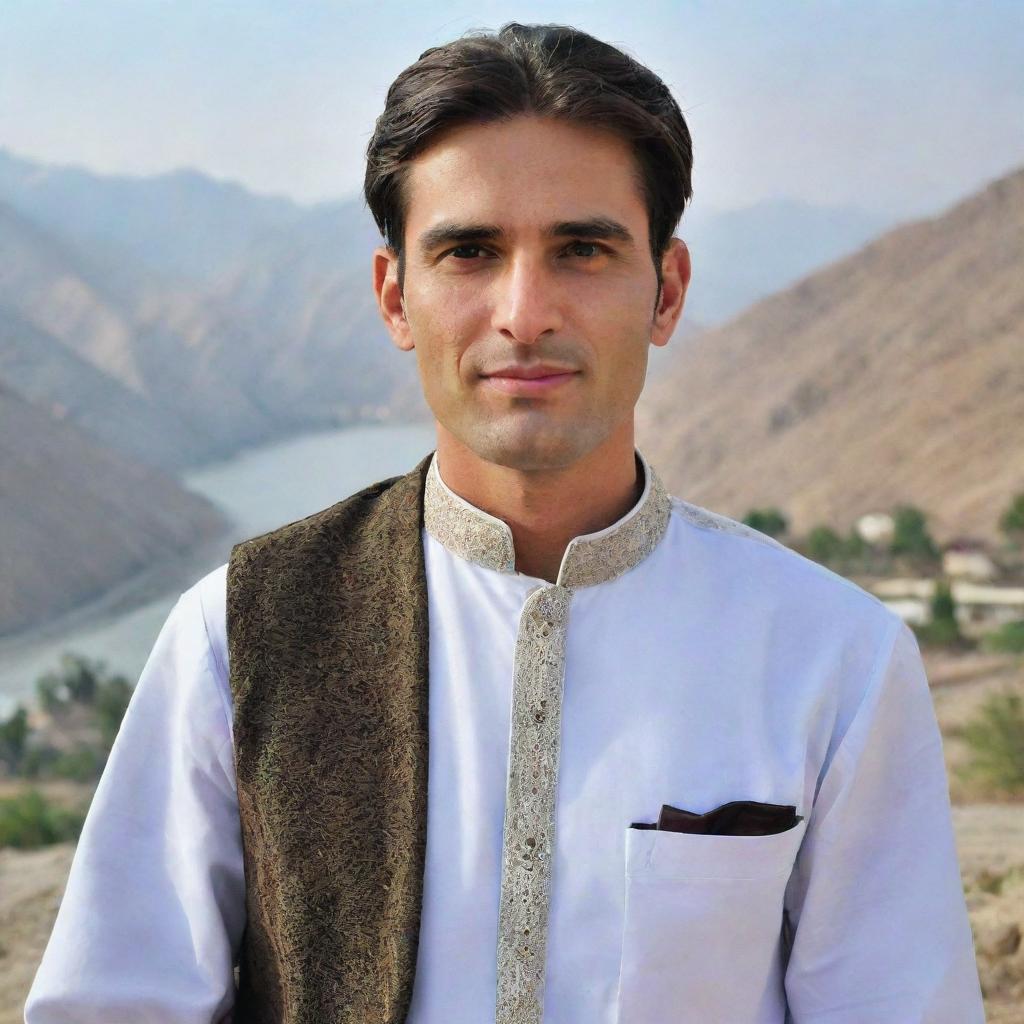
[{"left": 615, "top": 817, "right": 808, "bottom": 1023}]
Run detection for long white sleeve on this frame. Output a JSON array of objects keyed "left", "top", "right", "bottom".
[
  {"left": 24, "top": 578, "right": 244, "bottom": 1023},
  {"left": 783, "top": 616, "right": 985, "bottom": 1022}
]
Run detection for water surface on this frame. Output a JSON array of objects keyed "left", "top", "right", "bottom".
[{"left": 0, "top": 422, "right": 436, "bottom": 715}]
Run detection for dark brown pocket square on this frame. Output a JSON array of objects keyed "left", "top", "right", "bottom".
[{"left": 630, "top": 799, "right": 803, "bottom": 836}]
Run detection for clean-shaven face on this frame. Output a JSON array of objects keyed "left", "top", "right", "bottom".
[{"left": 398, "top": 114, "right": 663, "bottom": 472}]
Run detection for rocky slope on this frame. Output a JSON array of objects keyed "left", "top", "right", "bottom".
[
  {"left": 638, "top": 165, "right": 1024, "bottom": 546},
  {"left": 0, "top": 384, "right": 228, "bottom": 636}
]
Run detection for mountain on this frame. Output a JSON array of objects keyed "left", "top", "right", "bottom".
[
  {"left": 681, "top": 199, "right": 892, "bottom": 325},
  {"left": 0, "top": 149, "right": 302, "bottom": 286},
  {"left": 0, "top": 199, "right": 281, "bottom": 469},
  {"left": 637, "top": 166, "right": 1024, "bottom": 546},
  {"left": 206, "top": 200, "right": 428, "bottom": 424},
  {"left": 0, "top": 151, "right": 429, "bottom": 466},
  {"left": 0, "top": 383, "right": 228, "bottom": 636}
]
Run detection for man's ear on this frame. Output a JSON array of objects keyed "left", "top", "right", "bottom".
[
  {"left": 373, "top": 246, "right": 414, "bottom": 351},
  {"left": 650, "top": 238, "right": 691, "bottom": 348}
]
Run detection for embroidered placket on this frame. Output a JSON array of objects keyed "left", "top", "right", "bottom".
[
  {"left": 422, "top": 450, "right": 672, "bottom": 1023},
  {"left": 495, "top": 582, "right": 572, "bottom": 1024}
]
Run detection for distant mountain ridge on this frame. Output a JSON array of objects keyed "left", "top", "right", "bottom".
[
  {"left": 0, "top": 198, "right": 283, "bottom": 470},
  {"left": 638, "top": 165, "right": 1024, "bottom": 546},
  {"left": 0, "top": 149, "right": 303, "bottom": 285}
]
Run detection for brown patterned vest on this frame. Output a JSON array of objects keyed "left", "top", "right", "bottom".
[{"left": 226, "top": 451, "right": 434, "bottom": 1023}]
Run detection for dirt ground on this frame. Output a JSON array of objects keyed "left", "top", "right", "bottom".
[{"left": 2, "top": 650, "right": 1023, "bottom": 1023}]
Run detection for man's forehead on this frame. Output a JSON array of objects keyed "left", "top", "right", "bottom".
[{"left": 402, "top": 118, "right": 648, "bottom": 243}]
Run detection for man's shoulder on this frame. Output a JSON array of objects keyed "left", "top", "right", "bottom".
[
  {"left": 664, "top": 493, "right": 894, "bottom": 627},
  {"left": 667, "top": 495, "right": 792, "bottom": 553}
]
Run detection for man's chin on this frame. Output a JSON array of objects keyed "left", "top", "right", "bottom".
[{"left": 457, "top": 422, "right": 599, "bottom": 473}]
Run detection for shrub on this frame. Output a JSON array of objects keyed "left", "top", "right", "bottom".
[
  {"left": 50, "top": 745, "right": 106, "bottom": 783},
  {"left": 0, "top": 788, "right": 86, "bottom": 849},
  {"left": 981, "top": 620, "right": 1024, "bottom": 654},
  {"left": 841, "top": 529, "right": 867, "bottom": 560},
  {"left": 953, "top": 690, "right": 1024, "bottom": 796},
  {"left": 913, "top": 617, "right": 966, "bottom": 649},
  {"left": 743, "top": 508, "right": 789, "bottom": 539}
]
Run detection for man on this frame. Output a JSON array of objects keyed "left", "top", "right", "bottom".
[{"left": 25, "top": 21, "right": 984, "bottom": 1024}]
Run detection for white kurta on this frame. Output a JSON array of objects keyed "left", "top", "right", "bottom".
[{"left": 24, "top": 451, "right": 985, "bottom": 1023}]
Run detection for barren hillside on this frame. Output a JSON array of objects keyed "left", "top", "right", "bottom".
[
  {"left": 638, "top": 166, "right": 1024, "bottom": 544},
  {"left": 0, "top": 385, "right": 228, "bottom": 635}
]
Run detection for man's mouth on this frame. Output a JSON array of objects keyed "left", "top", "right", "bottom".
[{"left": 479, "top": 367, "right": 580, "bottom": 395}]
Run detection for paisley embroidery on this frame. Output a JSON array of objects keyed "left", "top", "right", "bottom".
[
  {"left": 423, "top": 459, "right": 516, "bottom": 573},
  {"left": 495, "top": 583, "right": 572, "bottom": 1023}
]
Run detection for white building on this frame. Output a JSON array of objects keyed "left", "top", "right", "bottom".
[{"left": 855, "top": 512, "right": 895, "bottom": 546}]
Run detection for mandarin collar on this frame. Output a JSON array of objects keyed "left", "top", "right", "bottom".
[{"left": 423, "top": 449, "right": 671, "bottom": 589}]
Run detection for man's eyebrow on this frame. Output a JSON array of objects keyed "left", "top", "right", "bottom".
[
  {"left": 418, "top": 222, "right": 503, "bottom": 257},
  {"left": 417, "top": 217, "right": 636, "bottom": 257},
  {"left": 548, "top": 219, "right": 635, "bottom": 246}
]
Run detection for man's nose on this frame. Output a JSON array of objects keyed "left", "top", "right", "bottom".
[{"left": 489, "top": 253, "right": 564, "bottom": 345}]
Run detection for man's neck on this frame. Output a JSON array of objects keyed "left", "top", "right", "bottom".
[{"left": 433, "top": 424, "right": 644, "bottom": 583}]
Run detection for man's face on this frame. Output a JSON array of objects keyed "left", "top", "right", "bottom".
[{"left": 374, "top": 114, "right": 688, "bottom": 472}]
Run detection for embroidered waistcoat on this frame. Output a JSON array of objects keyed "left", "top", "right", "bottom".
[{"left": 226, "top": 451, "right": 433, "bottom": 1024}]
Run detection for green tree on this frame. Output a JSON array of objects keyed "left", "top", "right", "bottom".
[
  {"left": 841, "top": 529, "right": 867, "bottom": 562},
  {"left": 913, "top": 579, "right": 964, "bottom": 648},
  {"left": 94, "top": 676, "right": 133, "bottom": 750},
  {"left": 0, "top": 705, "right": 29, "bottom": 773},
  {"left": 931, "top": 579, "right": 957, "bottom": 623},
  {"left": 51, "top": 746, "right": 105, "bottom": 783},
  {"left": 999, "top": 492, "right": 1024, "bottom": 545},
  {"left": 806, "top": 525, "right": 844, "bottom": 565},
  {"left": 890, "top": 505, "right": 939, "bottom": 562},
  {"left": 36, "top": 653, "right": 130, "bottom": 718},
  {"left": 35, "top": 653, "right": 107, "bottom": 712},
  {"left": 24, "top": 653, "right": 135, "bottom": 783},
  {"left": 742, "top": 507, "right": 789, "bottom": 539}
]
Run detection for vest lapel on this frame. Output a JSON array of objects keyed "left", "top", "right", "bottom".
[{"left": 227, "top": 451, "right": 432, "bottom": 1023}]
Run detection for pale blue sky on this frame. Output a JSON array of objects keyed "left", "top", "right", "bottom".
[{"left": 2, "top": 0, "right": 1022, "bottom": 217}]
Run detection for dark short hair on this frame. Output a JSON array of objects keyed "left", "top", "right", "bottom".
[{"left": 364, "top": 22, "right": 693, "bottom": 299}]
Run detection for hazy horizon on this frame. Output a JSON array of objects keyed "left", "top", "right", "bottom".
[{"left": 2, "top": 1, "right": 1022, "bottom": 223}]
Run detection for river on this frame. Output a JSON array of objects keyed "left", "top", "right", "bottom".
[{"left": 0, "top": 422, "right": 436, "bottom": 716}]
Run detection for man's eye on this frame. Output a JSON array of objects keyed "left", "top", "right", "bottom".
[
  {"left": 443, "top": 241, "right": 605, "bottom": 261},
  {"left": 564, "top": 241, "right": 603, "bottom": 258},
  {"left": 448, "top": 244, "right": 489, "bottom": 259}
]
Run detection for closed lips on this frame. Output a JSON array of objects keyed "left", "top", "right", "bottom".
[{"left": 482, "top": 366, "right": 578, "bottom": 378}]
